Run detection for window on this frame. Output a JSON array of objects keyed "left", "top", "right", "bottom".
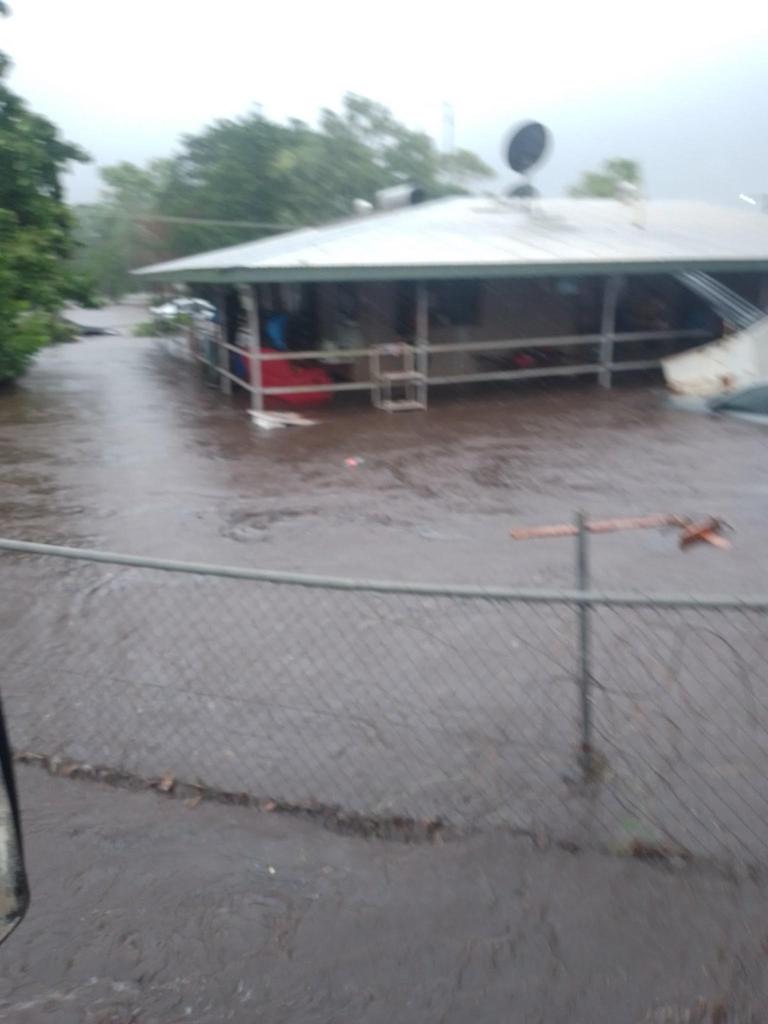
[
  {"left": 429, "top": 280, "right": 481, "bottom": 327},
  {"left": 395, "top": 279, "right": 483, "bottom": 338}
]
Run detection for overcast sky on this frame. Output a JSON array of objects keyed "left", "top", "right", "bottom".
[{"left": 4, "top": 0, "right": 768, "bottom": 206}]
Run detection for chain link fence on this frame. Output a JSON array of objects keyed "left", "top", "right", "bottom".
[{"left": 1, "top": 538, "right": 767, "bottom": 865}]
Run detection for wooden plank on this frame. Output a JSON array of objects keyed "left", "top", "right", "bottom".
[
  {"left": 510, "top": 514, "right": 685, "bottom": 541},
  {"left": 589, "top": 514, "right": 686, "bottom": 534}
]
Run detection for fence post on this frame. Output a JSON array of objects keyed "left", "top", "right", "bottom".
[
  {"left": 575, "top": 510, "right": 594, "bottom": 778},
  {"left": 246, "top": 284, "right": 263, "bottom": 414},
  {"left": 598, "top": 275, "right": 620, "bottom": 388},
  {"left": 216, "top": 286, "right": 232, "bottom": 396}
]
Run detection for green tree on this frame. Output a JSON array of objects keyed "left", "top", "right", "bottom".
[
  {"left": 568, "top": 158, "right": 642, "bottom": 198},
  {"left": 71, "top": 159, "right": 175, "bottom": 298},
  {"left": 75, "top": 93, "right": 493, "bottom": 297},
  {"left": 0, "top": 14, "right": 88, "bottom": 379}
]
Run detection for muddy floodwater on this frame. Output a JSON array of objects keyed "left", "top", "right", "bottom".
[
  {"left": 2, "top": 304, "right": 768, "bottom": 861},
  {"left": 1, "top": 303, "right": 768, "bottom": 593},
  {"left": 3, "top": 305, "right": 768, "bottom": 1019}
]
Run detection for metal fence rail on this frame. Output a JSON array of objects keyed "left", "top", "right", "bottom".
[
  {"left": 181, "top": 313, "right": 708, "bottom": 414},
  {"left": 1, "top": 537, "right": 767, "bottom": 865}
]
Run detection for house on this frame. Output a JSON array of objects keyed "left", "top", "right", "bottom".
[{"left": 135, "top": 195, "right": 768, "bottom": 413}]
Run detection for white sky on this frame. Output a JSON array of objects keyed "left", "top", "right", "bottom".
[{"left": 4, "top": 0, "right": 768, "bottom": 205}]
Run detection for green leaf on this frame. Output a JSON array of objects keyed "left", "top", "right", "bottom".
[{"left": 0, "top": 38, "right": 85, "bottom": 377}]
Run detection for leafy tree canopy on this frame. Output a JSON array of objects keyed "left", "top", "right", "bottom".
[
  {"left": 568, "top": 158, "right": 642, "bottom": 198},
  {"left": 73, "top": 94, "right": 494, "bottom": 298},
  {"left": 0, "top": 11, "right": 89, "bottom": 379}
]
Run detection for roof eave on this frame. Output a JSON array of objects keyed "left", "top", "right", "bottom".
[{"left": 134, "top": 257, "right": 768, "bottom": 286}]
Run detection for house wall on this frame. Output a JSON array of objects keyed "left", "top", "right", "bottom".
[
  {"left": 335, "top": 278, "right": 590, "bottom": 381},
  {"left": 315, "top": 272, "right": 726, "bottom": 385},
  {"left": 303, "top": 273, "right": 766, "bottom": 351}
]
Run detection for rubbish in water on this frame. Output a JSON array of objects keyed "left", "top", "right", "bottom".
[
  {"left": 157, "top": 772, "right": 175, "bottom": 793},
  {"left": 679, "top": 517, "right": 731, "bottom": 550},
  {"left": 249, "top": 411, "right": 318, "bottom": 430},
  {"left": 345, "top": 456, "right": 365, "bottom": 467},
  {"left": 267, "top": 865, "right": 276, "bottom": 876}
]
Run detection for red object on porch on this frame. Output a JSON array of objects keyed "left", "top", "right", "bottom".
[{"left": 241, "top": 352, "right": 333, "bottom": 408}]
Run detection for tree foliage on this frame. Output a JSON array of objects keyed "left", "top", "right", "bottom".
[
  {"left": 73, "top": 94, "right": 494, "bottom": 298},
  {"left": 72, "top": 160, "right": 174, "bottom": 299},
  {"left": 0, "top": 16, "right": 88, "bottom": 379},
  {"left": 568, "top": 158, "right": 642, "bottom": 198}
]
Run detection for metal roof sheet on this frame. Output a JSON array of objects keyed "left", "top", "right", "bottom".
[{"left": 135, "top": 197, "right": 768, "bottom": 284}]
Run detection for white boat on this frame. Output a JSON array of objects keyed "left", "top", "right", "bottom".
[{"left": 662, "top": 316, "right": 768, "bottom": 409}]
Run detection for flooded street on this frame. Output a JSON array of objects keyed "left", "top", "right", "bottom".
[
  {"left": 3, "top": 307, "right": 768, "bottom": 1022},
  {"left": 2, "top": 303, "right": 768, "bottom": 593},
  {"left": 2, "top": 304, "right": 767, "bottom": 853}
]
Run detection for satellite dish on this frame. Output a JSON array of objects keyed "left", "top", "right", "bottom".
[
  {"left": 507, "top": 182, "right": 539, "bottom": 199},
  {"left": 505, "top": 121, "right": 550, "bottom": 174}
]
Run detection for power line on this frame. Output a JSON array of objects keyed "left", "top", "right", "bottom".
[{"left": 131, "top": 213, "right": 303, "bottom": 231}]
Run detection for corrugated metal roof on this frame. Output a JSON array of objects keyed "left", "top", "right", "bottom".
[{"left": 135, "top": 197, "right": 768, "bottom": 284}]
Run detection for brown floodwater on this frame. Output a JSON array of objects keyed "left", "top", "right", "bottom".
[
  {"left": 4, "top": 307, "right": 768, "bottom": 1024},
  {"left": 1, "top": 303, "right": 767, "bottom": 593},
  {"left": 2, "top": 304, "right": 768, "bottom": 860}
]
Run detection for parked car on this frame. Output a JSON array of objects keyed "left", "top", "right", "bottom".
[{"left": 149, "top": 298, "right": 215, "bottom": 321}]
